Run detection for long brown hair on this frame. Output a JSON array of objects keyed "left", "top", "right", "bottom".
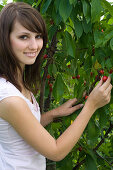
[{"left": 0, "top": 2, "right": 47, "bottom": 94}]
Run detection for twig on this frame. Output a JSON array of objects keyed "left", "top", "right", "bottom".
[
  {"left": 93, "top": 122, "right": 113, "bottom": 151},
  {"left": 75, "top": 70, "right": 101, "bottom": 105},
  {"left": 39, "top": 31, "right": 58, "bottom": 113},
  {"left": 95, "top": 151, "right": 113, "bottom": 167},
  {"left": 73, "top": 159, "right": 85, "bottom": 169},
  {"left": 89, "top": 70, "right": 101, "bottom": 94},
  {"left": 73, "top": 122, "right": 113, "bottom": 169}
]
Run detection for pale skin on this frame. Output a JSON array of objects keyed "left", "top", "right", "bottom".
[{"left": 0, "top": 20, "right": 112, "bottom": 161}]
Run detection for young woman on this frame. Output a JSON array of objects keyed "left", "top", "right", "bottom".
[{"left": 0, "top": 2, "right": 112, "bottom": 170}]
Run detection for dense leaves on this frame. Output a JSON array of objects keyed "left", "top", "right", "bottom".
[
  {"left": 40, "top": 0, "right": 113, "bottom": 169},
  {"left": 1, "top": 0, "right": 113, "bottom": 169}
]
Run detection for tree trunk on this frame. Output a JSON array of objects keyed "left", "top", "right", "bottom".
[{"left": 46, "top": 159, "right": 56, "bottom": 170}]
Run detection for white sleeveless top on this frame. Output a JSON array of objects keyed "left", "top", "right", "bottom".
[{"left": 0, "top": 77, "right": 46, "bottom": 170}]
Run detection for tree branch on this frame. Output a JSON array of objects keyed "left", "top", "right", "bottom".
[
  {"left": 73, "top": 122, "right": 113, "bottom": 169},
  {"left": 95, "top": 151, "right": 113, "bottom": 168},
  {"left": 39, "top": 31, "right": 58, "bottom": 113},
  {"left": 93, "top": 122, "right": 113, "bottom": 151},
  {"left": 73, "top": 159, "right": 85, "bottom": 169}
]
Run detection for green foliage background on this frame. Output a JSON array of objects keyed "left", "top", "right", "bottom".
[{"left": 0, "top": 0, "right": 113, "bottom": 169}]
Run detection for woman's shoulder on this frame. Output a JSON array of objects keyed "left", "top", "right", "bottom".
[
  {"left": 0, "top": 77, "right": 23, "bottom": 101},
  {"left": 0, "top": 76, "right": 7, "bottom": 84},
  {"left": 0, "top": 77, "right": 15, "bottom": 90},
  {"left": 0, "top": 77, "right": 10, "bottom": 90}
]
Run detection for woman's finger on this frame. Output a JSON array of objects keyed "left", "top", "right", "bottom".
[
  {"left": 94, "top": 77, "right": 103, "bottom": 89},
  {"left": 70, "top": 104, "right": 84, "bottom": 113},
  {"left": 68, "top": 98, "right": 78, "bottom": 106},
  {"left": 101, "top": 76, "right": 111, "bottom": 90},
  {"left": 105, "top": 84, "right": 112, "bottom": 95}
]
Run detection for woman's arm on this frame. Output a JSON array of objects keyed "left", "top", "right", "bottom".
[
  {"left": 40, "top": 99, "right": 84, "bottom": 127},
  {"left": 0, "top": 77, "right": 112, "bottom": 161}
]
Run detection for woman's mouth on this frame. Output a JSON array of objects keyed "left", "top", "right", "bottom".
[{"left": 24, "top": 52, "right": 37, "bottom": 58}]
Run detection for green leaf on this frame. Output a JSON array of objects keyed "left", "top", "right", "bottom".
[
  {"left": 56, "top": 154, "right": 73, "bottom": 170},
  {"left": 91, "top": 0, "right": 102, "bottom": 23},
  {"left": 99, "top": 108, "right": 108, "bottom": 128},
  {"left": 0, "top": 4, "right": 4, "bottom": 10},
  {"left": 110, "top": 38, "right": 113, "bottom": 50},
  {"left": 52, "top": 63, "right": 57, "bottom": 75},
  {"left": 87, "top": 119, "right": 100, "bottom": 143},
  {"left": 62, "top": 31, "right": 76, "bottom": 57},
  {"left": 105, "top": 58, "right": 112, "bottom": 69},
  {"left": 101, "top": 0, "right": 113, "bottom": 17},
  {"left": 94, "top": 30, "right": 104, "bottom": 48},
  {"left": 82, "top": 0, "right": 91, "bottom": 23},
  {"left": 48, "top": 63, "right": 57, "bottom": 76},
  {"left": 41, "top": 0, "right": 52, "bottom": 14},
  {"left": 53, "top": 73, "right": 64, "bottom": 101},
  {"left": 85, "top": 154, "right": 97, "bottom": 170},
  {"left": 54, "top": 0, "right": 60, "bottom": 12},
  {"left": 82, "top": 18, "right": 92, "bottom": 34},
  {"left": 48, "top": 64, "right": 53, "bottom": 75},
  {"left": 94, "top": 28, "right": 113, "bottom": 47},
  {"left": 51, "top": 122, "right": 62, "bottom": 131},
  {"left": 95, "top": 48, "right": 106, "bottom": 64},
  {"left": 84, "top": 55, "right": 92, "bottom": 71},
  {"left": 59, "top": 0, "right": 72, "bottom": 22},
  {"left": 32, "top": 0, "right": 42, "bottom": 8},
  {"left": 76, "top": 85, "right": 85, "bottom": 100},
  {"left": 108, "top": 17, "right": 113, "bottom": 25},
  {"left": 69, "top": 0, "right": 77, "bottom": 5},
  {"left": 74, "top": 19, "right": 83, "bottom": 38},
  {"left": 103, "top": 30, "right": 113, "bottom": 46},
  {"left": 52, "top": 9, "right": 62, "bottom": 25},
  {"left": 48, "top": 25, "right": 58, "bottom": 41}
]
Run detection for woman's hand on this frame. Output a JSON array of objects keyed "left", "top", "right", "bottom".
[
  {"left": 53, "top": 98, "right": 84, "bottom": 118},
  {"left": 41, "top": 99, "right": 83, "bottom": 126},
  {"left": 86, "top": 76, "right": 112, "bottom": 111}
]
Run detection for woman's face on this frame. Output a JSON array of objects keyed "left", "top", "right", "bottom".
[{"left": 10, "top": 20, "right": 43, "bottom": 70}]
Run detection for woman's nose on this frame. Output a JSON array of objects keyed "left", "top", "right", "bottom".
[{"left": 28, "top": 38, "right": 37, "bottom": 50}]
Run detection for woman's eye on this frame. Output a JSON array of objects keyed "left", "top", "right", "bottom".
[
  {"left": 19, "top": 35, "right": 28, "bottom": 40},
  {"left": 36, "top": 35, "right": 42, "bottom": 39}
]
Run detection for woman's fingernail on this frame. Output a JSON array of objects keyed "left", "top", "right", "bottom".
[{"left": 80, "top": 104, "right": 84, "bottom": 107}]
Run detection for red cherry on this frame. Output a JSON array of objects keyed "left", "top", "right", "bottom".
[
  {"left": 67, "top": 64, "right": 71, "bottom": 68},
  {"left": 78, "top": 147, "right": 82, "bottom": 152},
  {"left": 95, "top": 75, "right": 101, "bottom": 80},
  {"left": 85, "top": 96, "right": 88, "bottom": 100},
  {"left": 109, "top": 69, "right": 113, "bottom": 74},
  {"left": 90, "top": 72, "right": 93, "bottom": 76},
  {"left": 49, "top": 83, "right": 52, "bottom": 88},
  {"left": 47, "top": 74, "right": 50, "bottom": 79},
  {"left": 92, "top": 47, "right": 95, "bottom": 55},
  {"left": 76, "top": 75, "right": 80, "bottom": 79},
  {"left": 99, "top": 69, "right": 104, "bottom": 74},
  {"left": 103, "top": 76, "right": 108, "bottom": 82},
  {"left": 49, "top": 87, "right": 53, "bottom": 92},
  {"left": 50, "top": 19, "right": 54, "bottom": 25},
  {"left": 84, "top": 81, "right": 86, "bottom": 86},
  {"left": 43, "top": 54, "right": 48, "bottom": 59},
  {"left": 102, "top": 29, "right": 104, "bottom": 32},
  {"left": 72, "top": 76, "right": 76, "bottom": 79}
]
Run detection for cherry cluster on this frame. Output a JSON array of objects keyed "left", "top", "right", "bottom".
[{"left": 47, "top": 74, "right": 53, "bottom": 92}]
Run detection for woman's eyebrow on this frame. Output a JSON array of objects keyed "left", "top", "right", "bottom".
[
  {"left": 18, "top": 32, "right": 42, "bottom": 35},
  {"left": 18, "top": 32, "right": 31, "bottom": 35}
]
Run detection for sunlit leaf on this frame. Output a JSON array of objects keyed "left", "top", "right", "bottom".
[{"left": 91, "top": 0, "right": 102, "bottom": 23}]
